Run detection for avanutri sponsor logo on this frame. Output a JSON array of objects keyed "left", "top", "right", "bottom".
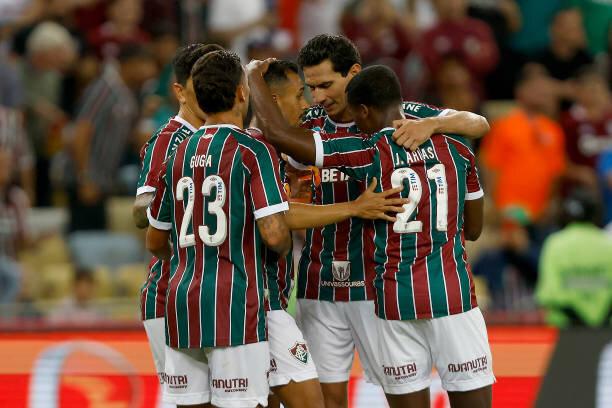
[
  {"left": 160, "top": 373, "right": 188, "bottom": 389},
  {"left": 383, "top": 363, "right": 417, "bottom": 381},
  {"left": 212, "top": 378, "right": 249, "bottom": 393},
  {"left": 448, "top": 356, "right": 488, "bottom": 373}
]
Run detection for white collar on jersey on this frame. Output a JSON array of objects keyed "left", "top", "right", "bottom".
[
  {"left": 199, "top": 124, "right": 241, "bottom": 131},
  {"left": 174, "top": 115, "right": 197, "bottom": 132},
  {"left": 326, "top": 117, "right": 355, "bottom": 127}
]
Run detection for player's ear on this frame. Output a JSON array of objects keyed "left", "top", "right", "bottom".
[
  {"left": 173, "top": 83, "right": 186, "bottom": 105},
  {"left": 348, "top": 64, "right": 361, "bottom": 78},
  {"left": 357, "top": 103, "right": 369, "bottom": 119},
  {"left": 236, "top": 84, "right": 247, "bottom": 103}
]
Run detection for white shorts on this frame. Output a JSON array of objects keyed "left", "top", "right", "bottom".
[
  {"left": 162, "top": 341, "right": 270, "bottom": 407},
  {"left": 267, "top": 309, "right": 318, "bottom": 387},
  {"left": 143, "top": 317, "right": 165, "bottom": 383},
  {"left": 296, "top": 299, "right": 383, "bottom": 385},
  {"left": 377, "top": 307, "right": 495, "bottom": 394}
]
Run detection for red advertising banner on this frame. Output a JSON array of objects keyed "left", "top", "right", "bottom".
[{"left": 0, "top": 326, "right": 558, "bottom": 408}]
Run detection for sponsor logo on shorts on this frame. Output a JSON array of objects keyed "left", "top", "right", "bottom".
[
  {"left": 160, "top": 373, "right": 188, "bottom": 389},
  {"left": 448, "top": 356, "right": 488, "bottom": 374},
  {"left": 383, "top": 363, "right": 417, "bottom": 383},
  {"left": 289, "top": 342, "right": 309, "bottom": 364},
  {"left": 212, "top": 378, "right": 249, "bottom": 393},
  {"left": 270, "top": 358, "right": 278, "bottom": 373}
]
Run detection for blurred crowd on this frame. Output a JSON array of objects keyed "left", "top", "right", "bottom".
[{"left": 0, "top": 0, "right": 611, "bottom": 326}]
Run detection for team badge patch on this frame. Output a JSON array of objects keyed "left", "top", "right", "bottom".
[
  {"left": 332, "top": 261, "right": 350, "bottom": 281},
  {"left": 289, "top": 342, "right": 309, "bottom": 364}
]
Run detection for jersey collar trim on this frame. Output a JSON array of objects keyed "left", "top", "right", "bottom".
[
  {"left": 174, "top": 115, "right": 197, "bottom": 132},
  {"left": 199, "top": 124, "right": 241, "bottom": 131},
  {"left": 326, "top": 117, "right": 355, "bottom": 128}
]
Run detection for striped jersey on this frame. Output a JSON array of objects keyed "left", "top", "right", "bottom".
[
  {"left": 313, "top": 128, "right": 483, "bottom": 320},
  {"left": 246, "top": 128, "right": 293, "bottom": 312},
  {"left": 137, "top": 116, "right": 196, "bottom": 321},
  {"left": 296, "top": 102, "right": 450, "bottom": 302},
  {"left": 148, "top": 124, "right": 288, "bottom": 348}
]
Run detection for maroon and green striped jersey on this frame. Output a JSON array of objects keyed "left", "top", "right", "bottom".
[
  {"left": 313, "top": 128, "right": 483, "bottom": 320},
  {"left": 296, "top": 102, "right": 452, "bottom": 302},
  {"left": 137, "top": 116, "right": 196, "bottom": 321},
  {"left": 246, "top": 128, "right": 293, "bottom": 312},
  {"left": 147, "top": 124, "right": 289, "bottom": 348}
]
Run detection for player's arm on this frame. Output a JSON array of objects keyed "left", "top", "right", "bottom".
[
  {"left": 285, "top": 178, "right": 407, "bottom": 229},
  {"left": 256, "top": 213, "right": 292, "bottom": 257},
  {"left": 392, "top": 110, "right": 490, "bottom": 151},
  {"left": 463, "top": 197, "right": 484, "bottom": 241},
  {"left": 246, "top": 59, "right": 318, "bottom": 165},
  {"left": 146, "top": 226, "right": 171, "bottom": 260},
  {"left": 133, "top": 192, "right": 153, "bottom": 229}
]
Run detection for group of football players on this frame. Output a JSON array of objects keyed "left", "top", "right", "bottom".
[{"left": 133, "top": 34, "right": 495, "bottom": 408}]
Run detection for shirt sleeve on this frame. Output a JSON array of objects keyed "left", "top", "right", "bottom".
[
  {"left": 136, "top": 134, "right": 174, "bottom": 196},
  {"left": 314, "top": 132, "right": 376, "bottom": 181},
  {"left": 147, "top": 160, "right": 172, "bottom": 230},
  {"left": 242, "top": 139, "right": 289, "bottom": 220}
]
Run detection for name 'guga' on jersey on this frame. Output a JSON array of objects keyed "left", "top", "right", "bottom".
[{"left": 147, "top": 124, "right": 288, "bottom": 348}]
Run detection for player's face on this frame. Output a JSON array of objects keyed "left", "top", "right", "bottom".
[
  {"left": 272, "top": 71, "right": 308, "bottom": 126},
  {"left": 303, "top": 59, "right": 360, "bottom": 120},
  {"left": 183, "top": 77, "right": 207, "bottom": 122}
]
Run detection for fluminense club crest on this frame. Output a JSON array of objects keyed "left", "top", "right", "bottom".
[{"left": 289, "top": 342, "right": 309, "bottom": 364}]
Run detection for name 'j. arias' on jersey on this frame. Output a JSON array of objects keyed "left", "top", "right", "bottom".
[{"left": 147, "top": 124, "right": 289, "bottom": 348}]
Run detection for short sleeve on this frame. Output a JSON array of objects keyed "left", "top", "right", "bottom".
[
  {"left": 242, "top": 140, "right": 289, "bottom": 220},
  {"left": 147, "top": 160, "right": 172, "bottom": 230},
  {"left": 315, "top": 132, "right": 376, "bottom": 181},
  {"left": 137, "top": 133, "right": 175, "bottom": 196}
]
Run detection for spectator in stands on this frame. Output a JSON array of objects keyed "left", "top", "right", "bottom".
[
  {"left": 18, "top": 21, "right": 76, "bottom": 206},
  {"left": 65, "top": 44, "right": 157, "bottom": 232},
  {"left": 561, "top": 67, "right": 612, "bottom": 190},
  {"left": 420, "top": 0, "right": 499, "bottom": 99},
  {"left": 509, "top": 0, "right": 563, "bottom": 57},
  {"left": 598, "top": 150, "right": 612, "bottom": 226},
  {"left": 0, "top": 146, "right": 30, "bottom": 304},
  {"left": 0, "top": 107, "right": 34, "bottom": 201},
  {"left": 87, "top": 0, "right": 150, "bottom": 60},
  {"left": 340, "top": 0, "right": 414, "bottom": 65},
  {"left": 536, "top": 8, "right": 593, "bottom": 82},
  {"left": 565, "top": 0, "right": 612, "bottom": 56},
  {"left": 536, "top": 188, "right": 612, "bottom": 327},
  {"left": 430, "top": 57, "right": 480, "bottom": 119},
  {"left": 47, "top": 268, "right": 104, "bottom": 324},
  {"left": 480, "top": 64, "right": 566, "bottom": 224}
]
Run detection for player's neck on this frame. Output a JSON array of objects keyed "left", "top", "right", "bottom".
[
  {"left": 204, "top": 110, "right": 244, "bottom": 129},
  {"left": 381, "top": 106, "right": 405, "bottom": 129},
  {"left": 177, "top": 106, "right": 204, "bottom": 129}
]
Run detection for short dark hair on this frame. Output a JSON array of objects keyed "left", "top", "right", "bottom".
[
  {"left": 191, "top": 50, "right": 243, "bottom": 114},
  {"left": 561, "top": 187, "right": 602, "bottom": 226},
  {"left": 173, "top": 43, "right": 224, "bottom": 86},
  {"left": 263, "top": 60, "right": 299, "bottom": 87},
  {"left": 346, "top": 65, "right": 402, "bottom": 110},
  {"left": 297, "top": 34, "right": 361, "bottom": 76}
]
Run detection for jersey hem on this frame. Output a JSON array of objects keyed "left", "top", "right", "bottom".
[
  {"left": 136, "top": 185, "right": 156, "bottom": 196},
  {"left": 466, "top": 189, "right": 484, "bottom": 200}
]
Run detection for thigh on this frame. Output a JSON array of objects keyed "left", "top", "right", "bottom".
[
  {"left": 344, "top": 301, "right": 384, "bottom": 386},
  {"left": 267, "top": 310, "right": 318, "bottom": 388},
  {"left": 377, "top": 319, "right": 433, "bottom": 395},
  {"left": 296, "top": 299, "right": 354, "bottom": 383},
  {"left": 429, "top": 308, "right": 495, "bottom": 392},
  {"left": 208, "top": 341, "right": 270, "bottom": 408},
  {"left": 143, "top": 317, "right": 166, "bottom": 382},
  {"left": 162, "top": 346, "right": 211, "bottom": 406}
]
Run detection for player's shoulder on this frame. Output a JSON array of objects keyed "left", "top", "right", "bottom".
[
  {"left": 402, "top": 101, "right": 447, "bottom": 119},
  {"left": 436, "top": 134, "right": 476, "bottom": 161},
  {"left": 301, "top": 105, "right": 327, "bottom": 128}
]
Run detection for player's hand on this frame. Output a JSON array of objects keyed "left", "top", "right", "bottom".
[
  {"left": 246, "top": 58, "right": 275, "bottom": 77},
  {"left": 353, "top": 178, "right": 408, "bottom": 222},
  {"left": 392, "top": 118, "right": 438, "bottom": 151}
]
